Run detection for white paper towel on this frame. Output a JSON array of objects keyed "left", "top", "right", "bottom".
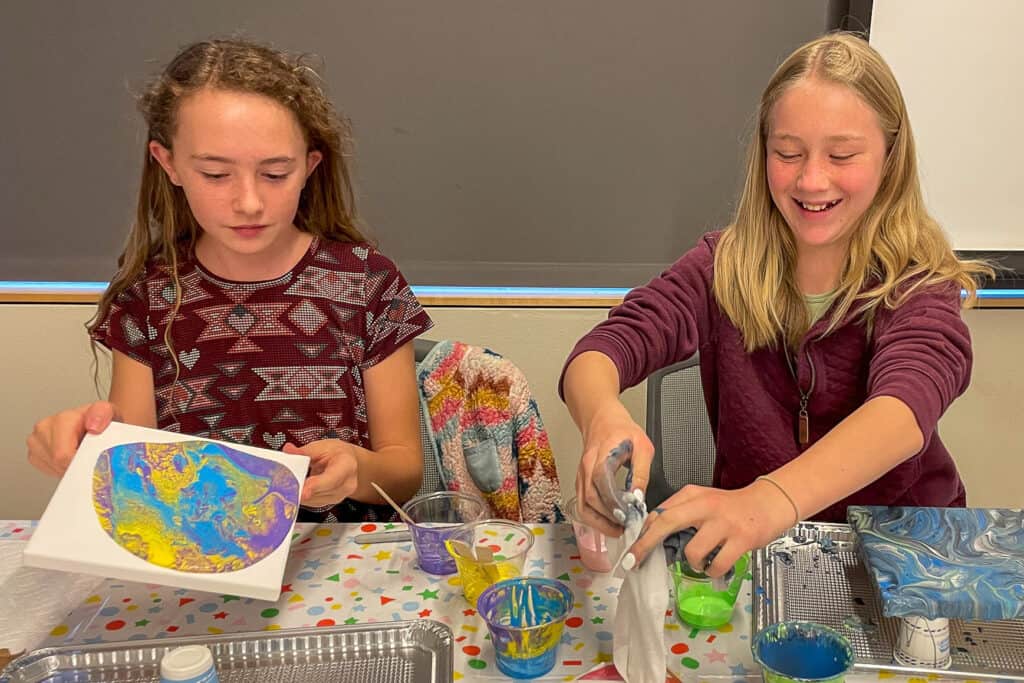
[{"left": 612, "top": 514, "right": 669, "bottom": 682}]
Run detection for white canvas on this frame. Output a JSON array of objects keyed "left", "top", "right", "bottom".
[{"left": 23, "top": 422, "right": 309, "bottom": 601}]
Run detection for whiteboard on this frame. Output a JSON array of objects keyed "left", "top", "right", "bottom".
[{"left": 871, "top": 1, "right": 1023, "bottom": 250}]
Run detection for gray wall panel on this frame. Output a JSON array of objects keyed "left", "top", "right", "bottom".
[{"left": 1, "top": 1, "right": 828, "bottom": 286}]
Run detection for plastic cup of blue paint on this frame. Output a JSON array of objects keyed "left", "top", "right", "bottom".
[
  {"left": 752, "top": 621, "right": 854, "bottom": 683},
  {"left": 477, "top": 577, "right": 574, "bottom": 679},
  {"left": 402, "top": 491, "right": 488, "bottom": 575}
]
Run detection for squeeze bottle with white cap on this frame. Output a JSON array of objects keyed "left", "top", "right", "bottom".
[{"left": 159, "top": 645, "right": 219, "bottom": 683}]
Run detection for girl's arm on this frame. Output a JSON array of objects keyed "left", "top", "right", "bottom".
[
  {"left": 563, "top": 351, "right": 655, "bottom": 536},
  {"left": 284, "top": 341, "right": 424, "bottom": 507},
  {"left": 627, "top": 396, "right": 922, "bottom": 576},
  {"left": 764, "top": 396, "right": 922, "bottom": 523},
  {"left": 356, "top": 340, "right": 423, "bottom": 503},
  {"left": 108, "top": 349, "right": 158, "bottom": 428},
  {"left": 628, "top": 286, "right": 970, "bottom": 577}
]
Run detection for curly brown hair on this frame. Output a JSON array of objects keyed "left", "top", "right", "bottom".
[{"left": 88, "top": 38, "right": 367, "bottom": 386}]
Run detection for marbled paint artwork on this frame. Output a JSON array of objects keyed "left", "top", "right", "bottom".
[
  {"left": 848, "top": 506, "right": 1024, "bottom": 620},
  {"left": 92, "top": 441, "right": 300, "bottom": 573}
]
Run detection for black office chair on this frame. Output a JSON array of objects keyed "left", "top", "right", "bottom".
[
  {"left": 644, "top": 353, "right": 716, "bottom": 510},
  {"left": 413, "top": 338, "right": 445, "bottom": 496}
]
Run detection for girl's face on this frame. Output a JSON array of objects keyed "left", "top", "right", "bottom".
[
  {"left": 766, "top": 78, "right": 887, "bottom": 261},
  {"left": 150, "top": 88, "right": 321, "bottom": 278}
]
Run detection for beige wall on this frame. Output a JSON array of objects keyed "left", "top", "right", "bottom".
[{"left": 0, "top": 304, "right": 1019, "bottom": 519}]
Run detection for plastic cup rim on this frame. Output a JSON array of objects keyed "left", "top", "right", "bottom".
[
  {"left": 402, "top": 490, "right": 488, "bottom": 528},
  {"left": 476, "top": 577, "right": 574, "bottom": 634},
  {"left": 452, "top": 518, "right": 536, "bottom": 559}
]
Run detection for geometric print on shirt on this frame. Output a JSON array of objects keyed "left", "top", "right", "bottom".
[{"left": 91, "top": 237, "right": 433, "bottom": 522}]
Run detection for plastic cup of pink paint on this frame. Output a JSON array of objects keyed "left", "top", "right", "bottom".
[{"left": 563, "top": 495, "right": 612, "bottom": 573}]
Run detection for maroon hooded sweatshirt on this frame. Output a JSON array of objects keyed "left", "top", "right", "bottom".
[{"left": 560, "top": 232, "right": 971, "bottom": 522}]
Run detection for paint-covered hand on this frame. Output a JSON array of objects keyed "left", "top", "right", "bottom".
[
  {"left": 283, "top": 440, "right": 360, "bottom": 507},
  {"left": 575, "top": 400, "right": 654, "bottom": 538},
  {"left": 625, "top": 479, "right": 794, "bottom": 578},
  {"left": 26, "top": 401, "right": 121, "bottom": 477}
]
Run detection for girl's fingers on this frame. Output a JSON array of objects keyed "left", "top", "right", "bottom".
[
  {"left": 49, "top": 412, "right": 87, "bottom": 473},
  {"left": 704, "top": 539, "right": 745, "bottom": 579},
  {"left": 26, "top": 436, "right": 62, "bottom": 477},
  {"left": 579, "top": 497, "right": 624, "bottom": 538},
  {"left": 592, "top": 442, "right": 631, "bottom": 515},
  {"left": 680, "top": 520, "right": 728, "bottom": 573},
  {"left": 84, "top": 402, "right": 117, "bottom": 433},
  {"left": 625, "top": 439, "right": 654, "bottom": 500},
  {"left": 628, "top": 503, "right": 702, "bottom": 567},
  {"left": 302, "top": 450, "right": 358, "bottom": 506},
  {"left": 583, "top": 480, "right": 622, "bottom": 529}
]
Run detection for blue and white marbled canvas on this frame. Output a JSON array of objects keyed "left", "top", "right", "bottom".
[{"left": 847, "top": 506, "right": 1024, "bottom": 620}]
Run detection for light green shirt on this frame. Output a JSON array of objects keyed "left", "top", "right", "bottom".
[{"left": 805, "top": 290, "right": 837, "bottom": 326}]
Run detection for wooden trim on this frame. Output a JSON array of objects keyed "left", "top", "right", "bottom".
[
  {"left": 0, "top": 287, "right": 1021, "bottom": 309},
  {"left": 0, "top": 291, "right": 103, "bottom": 304},
  {"left": 971, "top": 298, "right": 1024, "bottom": 309},
  {"left": 416, "top": 293, "right": 627, "bottom": 308}
]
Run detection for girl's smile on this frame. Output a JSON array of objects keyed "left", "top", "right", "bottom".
[{"left": 766, "top": 78, "right": 887, "bottom": 265}]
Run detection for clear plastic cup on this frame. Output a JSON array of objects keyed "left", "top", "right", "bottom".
[
  {"left": 564, "top": 496, "right": 612, "bottom": 573},
  {"left": 402, "top": 491, "right": 488, "bottom": 575},
  {"left": 445, "top": 519, "right": 534, "bottom": 603},
  {"left": 670, "top": 552, "right": 749, "bottom": 628},
  {"left": 477, "top": 577, "right": 575, "bottom": 679},
  {"left": 752, "top": 621, "right": 854, "bottom": 683}
]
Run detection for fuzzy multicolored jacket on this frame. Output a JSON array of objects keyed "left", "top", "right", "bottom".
[{"left": 417, "top": 340, "right": 563, "bottom": 523}]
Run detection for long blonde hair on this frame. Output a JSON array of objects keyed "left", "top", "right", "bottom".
[
  {"left": 88, "top": 39, "right": 366, "bottom": 385},
  {"left": 713, "top": 33, "right": 992, "bottom": 351}
]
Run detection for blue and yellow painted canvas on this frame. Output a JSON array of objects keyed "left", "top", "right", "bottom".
[
  {"left": 92, "top": 440, "right": 300, "bottom": 573},
  {"left": 848, "top": 506, "right": 1024, "bottom": 620}
]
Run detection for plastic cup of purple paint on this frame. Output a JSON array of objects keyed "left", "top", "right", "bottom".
[
  {"left": 752, "top": 621, "right": 854, "bottom": 683},
  {"left": 401, "top": 491, "right": 488, "bottom": 575}
]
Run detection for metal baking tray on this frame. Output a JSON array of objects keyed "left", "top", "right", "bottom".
[
  {"left": 752, "top": 521, "right": 1024, "bottom": 680},
  {"left": 0, "top": 620, "right": 452, "bottom": 683}
]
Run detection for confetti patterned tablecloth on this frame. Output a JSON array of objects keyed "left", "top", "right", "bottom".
[
  {"left": 1, "top": 521, "right": 948, "bottom": 682},
  {"left": 0, "top": 522, "right": 34, "bottom": 540}
]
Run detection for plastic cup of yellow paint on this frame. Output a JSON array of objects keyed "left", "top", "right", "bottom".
[
  {"left": 477, "top": 577, "right": 574, "bottom": 679},
  {"left": 445, "top": 519, "right": 534, "bottom": 604}
]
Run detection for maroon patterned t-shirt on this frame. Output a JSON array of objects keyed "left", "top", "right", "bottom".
[{"left": 91, "top": 238, "right": 433, "bottom": 522}]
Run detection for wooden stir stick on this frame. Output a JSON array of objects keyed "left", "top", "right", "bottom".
[{"left": 369, "top": 482, "right": 417, "bottom": 526}]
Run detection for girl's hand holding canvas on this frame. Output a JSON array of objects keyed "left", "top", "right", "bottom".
[{"left": 24, "top": 422, "right": 309, "bottom": 601}]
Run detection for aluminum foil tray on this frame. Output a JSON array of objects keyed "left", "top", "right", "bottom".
[
  {"left": 0, "top": 620, "right": 452, "bottom": 683},
  {"left": 751, "top": 521, "right": 1024, "bottom": 680}
]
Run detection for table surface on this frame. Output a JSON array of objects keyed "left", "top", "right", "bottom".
[{"left": 0, "top": 521, "right": 954, "bottom": 681}]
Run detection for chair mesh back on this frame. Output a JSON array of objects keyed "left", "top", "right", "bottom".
[
  {"left": 645, "top": 354, "right": 716, "bottom": 509},
  {"left": 414, "top": 338, "right": 445, "bottom": 496},
  {"left": 415, "top": 406, "right": 444, "bottom": 496}
]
